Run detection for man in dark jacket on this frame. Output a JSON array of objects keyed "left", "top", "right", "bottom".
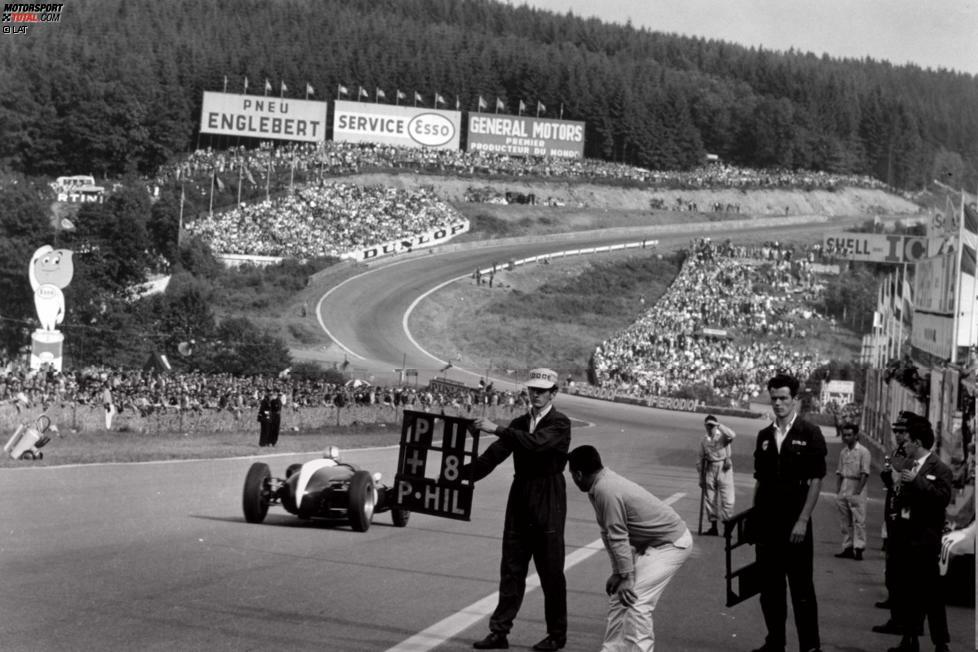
[
  {"left": 465, "top": 367, "right": 571, "bottom": 652},
  {"left": 885, "top": 417, "right": 953, "bottom": 652},
  {"left": 751, "top": 373, "right": 827, "bottom": 652}
]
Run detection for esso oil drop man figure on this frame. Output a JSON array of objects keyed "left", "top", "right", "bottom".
[
  {"left": 751, "top": 374, "right": 827, "bottom": 652},
  {"left": 464, "top": 367, "right": 571, "bottom": 652}
]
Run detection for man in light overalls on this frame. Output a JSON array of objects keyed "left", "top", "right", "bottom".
[{"left": 698, "top": 414, "right": 736, "bottom": 536}]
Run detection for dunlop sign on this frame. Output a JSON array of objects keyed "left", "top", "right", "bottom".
[
  {"left": 822, "top": 233, "right": 930, "bottom": 264},
  {"left": 394, "top": 411, "right": 479, "bottom": 521},
  {"left": 199, "top": 91, "right": 327, "bottom": 143}
]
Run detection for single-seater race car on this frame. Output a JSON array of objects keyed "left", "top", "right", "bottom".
[{"left": 241, "top": 446, "right": 409, "bottom": 532}]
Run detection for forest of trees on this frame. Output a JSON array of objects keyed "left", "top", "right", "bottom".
[
  {"left": 0, "top": 0, "right": 974, "bottom": 371},
  {"left": 1, "top": 0, "right": 976, "bottom": 189}
]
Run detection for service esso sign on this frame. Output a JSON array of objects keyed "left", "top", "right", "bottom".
[
  {"left": 408, "top": 113, "right": 455, "bottom": 147},
  {"left": 332, "top": 100, "right": 461, "bottom": 151}
]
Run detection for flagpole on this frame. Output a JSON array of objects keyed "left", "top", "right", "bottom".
[
  {"left": 897, "top": 263, "right": 906, "bottom": 359},
  {"left": 952, "top": 190, "right": 965, "bottom": 364},
  {"left": 177, "top": 184, "right": 185, "bottom": 248},
  {"left": 560, "top": 102, "right": 564, "bottom": 119},
  {"left": 237, "top": 151, "right": 243, "bottom": 205},
  {"left": 209, "top": 171, "right": 215, "bottom": 217}
]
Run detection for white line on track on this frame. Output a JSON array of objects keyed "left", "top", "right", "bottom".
[{"left": 386, "top": 492, "right": 686, "bottom": 652}]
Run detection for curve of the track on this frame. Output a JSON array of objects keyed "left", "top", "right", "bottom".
[{"left": 7, "top": 217, "right": 966, "bottom": 651}]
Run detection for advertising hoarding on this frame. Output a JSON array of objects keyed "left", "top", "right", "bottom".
[
  {"left": 822, "top": 233, "right": 933, "bottom": 264},
  {"left": 332, "top": 100, "right": 461, "bottom": 150},
  {"left": 199, "top": 91, "right": 327, "bottom": 143},
  {"left": 466, "top": 113, "right": 585, "bottom": 158}
]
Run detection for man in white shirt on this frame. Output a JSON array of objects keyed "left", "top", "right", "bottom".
[
  {"left": 568, "top": 445, "right": 692, "bottom": 652},
  {"left": 698, "top": 414, "right": 736, "bottom": 535},
  {"left": 834, "top": 423, "right": 871, "bottom": 560}
]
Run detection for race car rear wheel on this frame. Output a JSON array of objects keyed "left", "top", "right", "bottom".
[
  {"left": 242, "top": 462, "right": 271, "bottom": 524},
  {"left": 348, "top": 470, "right": 376, "bottom": 532},
  {"left": 392, "top": 508, "right": 410, "bottom": 527}
]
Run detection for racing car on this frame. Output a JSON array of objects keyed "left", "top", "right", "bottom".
[{"left": 241, "top": 446, "right": 409, "bottom": 532}]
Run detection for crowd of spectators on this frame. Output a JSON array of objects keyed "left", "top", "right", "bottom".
[
  {"left": 183, "top": 182, "right": 462, "bottom": 258},
  {"left": 156, "top": 141, "right": 892, "bottom": 196},
  {"left": 0, "top": 367, "right": 525, "bottom": 424},
  {"left": 591, "top": 238, "right": 833, "bottom": 406}
]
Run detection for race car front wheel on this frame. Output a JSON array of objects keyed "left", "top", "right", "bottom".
[
  {"left": 392, "top": 508, "right": 410, "bottom": 527},
  {"left": 243, "top": 462, "right": 271, "bottom": 523},
  {"left": 348, "top": 470, "right": 376, "bottom": 532}
]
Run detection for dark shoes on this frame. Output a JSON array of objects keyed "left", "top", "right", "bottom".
[
  {"left": 473, "top": 632, "right": 509, "bottom": 649},
  {"left": 854, "top": 548, "right": 864, "bottom": 560},
  {"left": 835, "top": 547, "right": 854, "bottom": 559},
  {"left": 934, "top": 645, "right": 951, "bottom": 652},
  {"left": 704, "top": 524, "right": 719, "bottom": 536},
  {"left": 532, "top": 635, "right": 566, "bottom": 651},
  {"left": 873, "top": 621, "right": 903, "bottom": 635},
  {"left": 886, "top": 636, "right": 920, "bottom": 652}
]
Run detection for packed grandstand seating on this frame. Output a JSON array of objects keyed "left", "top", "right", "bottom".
[
  {"left": 183, "top": 182, "right": 462, "bottom": 258},
  {"left": 591, "top": 238, "right": 833, "bottom": 406},
  {"left": 157, "top": 141, "right": 892, "bottom": 194}
]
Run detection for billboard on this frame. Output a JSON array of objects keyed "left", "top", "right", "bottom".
[
  {"left": 332, "top": 100, "right": 461, "bottom": 150},
  {"left": 822, "top": 233, "right": 933, "bottom": 264},
  {"left": 467, "top": 113, "right": 585, "bottom": 158},
  {"left": 199, "top": 91, "right": 327, "bottom": 143}
]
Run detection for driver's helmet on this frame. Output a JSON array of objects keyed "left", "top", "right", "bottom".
[{"left": 323, "top": 445, "right": 340, "bottom": 460}]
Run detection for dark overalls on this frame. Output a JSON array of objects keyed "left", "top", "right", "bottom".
[
  {"left": 753, "top": 417, "right": 827, "bottom": 652},
  {"left": 468, "top": 409, "right": 571, "bottom": 642}
]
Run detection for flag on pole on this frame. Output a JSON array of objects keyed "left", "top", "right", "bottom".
[
  {"left": 243, "top": 76, "right": 249, "bottom": 93},
  {"left": 396, "top": 89, "right": 406, "bottom": 104},
  {"left": 223, "top": 75, "right": 228, "bottom": 93},
  {"left": 455, "top": 95, "right": 460, "bottom": 110},
  {"left": 478, "top": 95, "right": 488, "bottom": 111},
  {"left": 306, "top": 82, "right": 315, "bottom": 98},
  {"left": 280, "top": 80, "right": 287, "bottom": 97},
  {"left": 536, "top": 101, "right": 545, "bottom": 116},
  {"left": 264, "top": 79, "right": 272, "bottom": 95},
  {"left": 495, "top": 97, "right": 504, "bottom": 112},
  {"left": 214, "top": 173, "right": 225, "bottom": 192},
  {"left": 414, "top": 91, "right": 423, "bottom": 105},
  {"left": 559, "top": 102, "right": 564, "bottom": 119},
  {"left": 244, "top": 166, "right": 256, "bottom": 185},
  {"left": 376, "top": 88, "right": 386, "bottom": 101},
  {"left": 358, "top": 86, "right": 369, "bottom": 99},
  {"left": 435, "top": 93, "right": 446, "bottom": 106},
  {"left": 337, "top": 84, "right": 349, "bottom": 98},
  {"left": 962, "top": 198, "right": 978, "bottom": 275},
  {"left": 518, "top": 99, "right": 526, "bottom": 115}
]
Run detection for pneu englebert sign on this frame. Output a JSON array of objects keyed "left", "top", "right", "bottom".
[
  {"left": 466, "top": 113, "right": 585, "bottom": 158},
  {"left": 199, "top": 91, "right": 327, "bottom": 143},
  {"left": 332, "top": 100, "right": 461, "bottom": 150}
]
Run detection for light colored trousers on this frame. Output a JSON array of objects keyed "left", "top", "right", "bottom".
[
  {"left": 835, "top": 486, "right": 867, "bottom": 550},
  {"left": 601, "top": 529, "right": 693, "bottom": 651},
  {"left": 704, "top": 463, "right": 735, "bottom": 523}
]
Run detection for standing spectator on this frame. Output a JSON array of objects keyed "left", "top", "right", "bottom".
[
  {"left": 751, "top": 373, "right": 827, "bottom": 652},
  {"left": 267, "top": 389, "right": 283, "bottom": 446},
  {"left": 568, "top": 444, "right": 692, "bottom": 651},
  {"left": 834, "top": 423, "right": 871, "bottom": 560},
  {"left": 873, "top": 412, "right": 915, "bottom": 630},
  {"left": 698, "top": 414, "right": 736, "bottom": 536},
  {"left": 885, "top": 418, "right": 953, "bottom": 652},
  {"left": 465, "top": 367, "right": 571, "bottom": 652},
  {"left": 257, "top": 389, "right": 272, "bottom": 446},
  {"left": 102, "top": 382, "right": 116, "bottom": 431}
]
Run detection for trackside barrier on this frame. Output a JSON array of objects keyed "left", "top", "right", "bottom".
[
  {"left": 477, "top": 239, "right": 657, "bottom": 276},
  {"left": 567, "top": 385, "right": 760, "bottom": 419}
]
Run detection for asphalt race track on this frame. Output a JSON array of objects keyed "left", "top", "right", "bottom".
[{"left": 2, "top": 221, "right": 972, "bottom": 651}]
